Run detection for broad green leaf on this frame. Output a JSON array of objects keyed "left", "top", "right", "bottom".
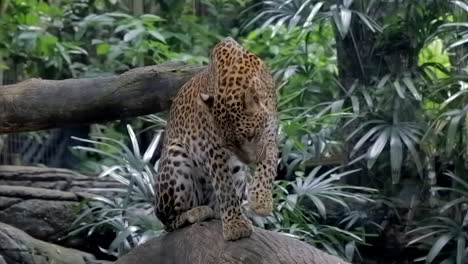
[
  {"left": 393, "top": 79, "right": 406, "bottom": 99},
  {"left": 361, "top": 90, "right": 374, "bottom": 108},
  {"left": 148, "top": 30, "right": 166, "bottom": 43},
  {"left": 390, "top": 128, "right": 403, "bottom": 184},
  {"left": 281, "top": 138, "right": 294, "bottom": 164},
  {"left": 350, "top": 95, "right": 360, "bottom": 114},
  {"left": 127, "top": 125, "right": 141, "bottom": 159},
  {"left": 96, "top": 43, "right": 110, "bottom": 55},
  {"left": 402, "top": 77, "right": 421, "bottom": 101},
  {"left": 288, "top": 0, "right": 311, "bottom": 31},
  {"left": 440, "top": 90, "right": 468, "bottom": 109},
  {"left": 307, "top": 194, "right": 327, "bottom": 218},
  {"left": 303, "top": 2, "right": 324, "bottom": 28},
  {"left": 106, "top": 12, "right": 132, "bottom": 19},
  {"left": 143, "top": 132, "right": 161, "bottom": 163},
  {"left": 115, "top": 23, "right": 133, "bottom": 33},
  {"left": 426, "top": 234, "right": 453, "bottom": 263},
  {"left": 354, "top": 12, "right": 381, "bottom": 33},
  {"left": 273, "top": 16, "right": 291, "bottom": 38},
  {"left": 456, "top": 236, "right": 465, "bottom": 264},
  {"left": 108, "top": 226, "right": 139, "bottom": 252},
  {"left": 124, "top": 29, "right": 144, "bottom": 42},
  {"left": 439, "top": 197, "right": 468, "bottom": 213},
  {"left": 442, "top": 22, "right": 468, "bottom": 28},
  {"left": 367, "top": 127, "right": 390, "bottom": 169},
  {"left": 446, "top": 114, "right": 463, "bottom": 155},
  {"left": 140, "top": 14, "right": 162, "bottom": 22},
  {"left": 449, "top": 37, "right": 468, "bottom": 49},
  {"left": 243, "top": 10, "right": 275, "bottom": 31},
  {"left": 453, "top": 0, "right": 468, "bottom": 12},
  {"left": 377, "top": 74, "right": 391, "bottom": 89},
  {"left": 445, "top": 171, "right": 468, "bottom": 190},
  {"left": 346, "top": 120, "right": 384, "bottom": 141},
  {"left": 260, "top": 14, "right": 284, "bottom": 32},
  {"left": 407, "top": 230, "right": 447, "bottom": 246},
  {"left": 25, "top": 13, "right": 39, "bottom": 25},
  {"left": 339, "top": 8, "right": 352, "bottom": 38},
  {"left": 38, "top": 35, "right": 58, "bottom": 56},
  {"left": 399, "top": 130, "right": 423, "bottom": 174},
  {"left": 350, "top": 124, "right": 386, "bottom": 157}
]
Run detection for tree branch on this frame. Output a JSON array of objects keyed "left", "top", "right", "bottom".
[
  {"left": 0, "top": 62, "right": 205, "bottom": 134},
  {"left": 114, "top": 220, "right": 350, "bottom": 264}
]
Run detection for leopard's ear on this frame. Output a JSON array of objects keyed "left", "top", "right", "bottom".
[
  {"left": 243, "top": 86, "right": 261, "bottom": 113},
  {"left": 199, "top": 93, "right": 214, "bottom": 108}
]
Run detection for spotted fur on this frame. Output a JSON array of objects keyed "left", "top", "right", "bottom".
[{"left": 154, "top": 37, "right": 278, "bottom": 241}]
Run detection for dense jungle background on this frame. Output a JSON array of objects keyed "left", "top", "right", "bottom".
[{"left": 0, "top": 0, "right": 467, "bottom": 263}]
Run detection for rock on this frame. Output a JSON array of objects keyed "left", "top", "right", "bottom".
[
  {"left": 0, "top": 166, "right": 122, "bottom": 253},
  {"left": 114, "top": 220, "right": 349, "bottom": 264},
  {"left": 0, "top": 186, "right": 81, "bottom": 243},
  {"left": 0, "top": 222, "right": 95, "bottom": 264}
]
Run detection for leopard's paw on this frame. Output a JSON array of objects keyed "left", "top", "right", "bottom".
[
  {"left": 248, "top": 189, "right": 273, "bottom": 216},
  {"left": 186, "top": 206, "right": 214, "bottom": 223},
  {"left": 222, "top": 214, "right": 253, "bottom": 241}
]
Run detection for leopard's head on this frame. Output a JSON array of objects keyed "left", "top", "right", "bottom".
[{"left": 200, "top": 37, "right": 275, "bottom": 164}]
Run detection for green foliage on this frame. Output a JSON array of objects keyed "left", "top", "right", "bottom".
[
  {"left": 407, "top": 171, "right": 468, "bottom": 264},
  {"left": 0, "top": 0, "right": 87, "bottom": 78},
  {"left": 3, "top": 0, "right": 468, "bottom": 262},
  {"left": 247, "top": 164, "right": 378, "bottom": 261},
  {"left": 246, "top": 0, "right": 468, "bottom": 261},
  {"left": 70, "top": 125, "right": 164, "bottom": 257},
  {"left": 69, "top": 124, "right": 379, "bottom": 261},
  {"left": 243, "top": 23, "right": 349, "bottom": 181},
  {"left": 75, "top": 12, "right": 171, "bottom": 75},
  {"left": 0, "top": 0, "right": 245, "bottom": 80}
]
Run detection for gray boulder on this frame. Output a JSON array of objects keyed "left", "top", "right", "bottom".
[
  {"left": 0, "top": 165, "right": 122, "bottom": 249},
  {"left": 0, "top": 185, "right": 83, "bottom": 244},
  {"left": 0, "top": 222, "right": 95, "bottom": 264}
]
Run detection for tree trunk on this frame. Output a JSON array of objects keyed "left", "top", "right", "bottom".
[
  {"left": 0, "top": 62, "right": 205, "bottom": 134},
  {"left": 114, "top": 220, "right": 349, "bottom": 264}
]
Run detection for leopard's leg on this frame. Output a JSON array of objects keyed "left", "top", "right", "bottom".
[
  {"left": 209, "top": 157, "right": 249, "bottom": 220},
  {"left": 229, "top": 156, "right": 249, "bottom": 201},
  {"left": 208, "top": 149, "right": 252, "bottom": 241},
  {"left": 154, "top": 144, "right": 213, "bottom": 230},
  {"left": 248, "top": 142, "right": 278, "bottom": 216}
]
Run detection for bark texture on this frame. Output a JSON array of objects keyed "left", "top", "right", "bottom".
[
  {"left": 114, "top": 220, "right": 349, "bottom": 264},
  {"left": 0, "top": 165, "right": 122, "bottom": 194},
  {"left": 0, "top": 62, "right": 205, "bottom": 133},
  {"left": 0, "top": 166, "right": 122, "bottom": 248},
  {"left": 0, "top": 222, "right": 95, "bottom": 264}
]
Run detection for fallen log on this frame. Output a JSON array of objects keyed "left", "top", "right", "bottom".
[
  {"left": 0, "top": 165, "right": 122, "bottom": 193},
  {"left": 114, "top": 220, "right": 349, "bottom": 264},
  {"left": 0, "top": 62, "right": 205, "bottom": 134}
]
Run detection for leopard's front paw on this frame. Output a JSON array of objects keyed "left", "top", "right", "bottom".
[
  {"left": 222, "top": 214, "right": 253, "bottom": 241},
  {"left": 248, "top": 189, "right": 273, "bottom": 216},
  {"left": 186, "top": 206, "right": 214, "bottom": 223}
]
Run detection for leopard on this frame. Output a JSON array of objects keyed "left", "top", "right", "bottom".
[{"left": 154, "top": 37, "right": 278, "bottom": 241}]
